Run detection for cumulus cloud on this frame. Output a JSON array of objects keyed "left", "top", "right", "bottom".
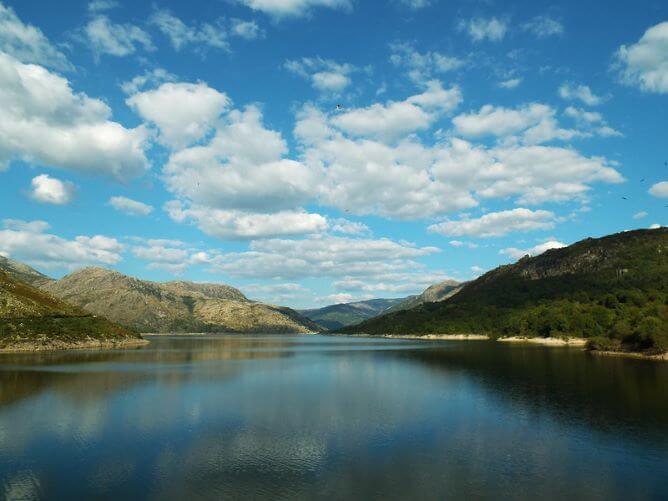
[
  {"left": 389, "top": 42, "right": 464, "bottom": 83},
  {"left": 428, "top": 208, "right": 557, "bottom": 238},
  {"left": 165, "top": 201, "right": 327, "bottom": 239},
  {"left": 208, "top": 235, "right": 440, "bottom": 281},
  {"left": 285, "top": 57, "right": 355, "bottom": 94},
  {"left": 615, "top": 21, "right": 668, "bottom": 94},
  {"left": 0, "top": 219, "right": 124, "bottom": 269},
  {"left": 0, "top": 2, "right": 72, "bottom": 70},
  {"left": 0, "top": 52, "right": 149, "bottom": 180},
  {"left": 127, "top": 82, "right": 231, "bottom": 149},
  {"left": 329, "top": 218, "right": 370, "bottom": 235},
  {"left": 522, "top": 16, "right": 563, "bottom": 38},
  {"left": 500, "top": 240, "right": 567, "bottom": 260},
  {"left": 331, "top": 80, "right": 462, "bottom": 140},
  {"left": 558, "top": 82, "right": 606, "bottom": 106},
  {"left": 235, "top": 0, "right": 352, "bottom": 18},
  {"left": 649, "top": 181, "right": 668, "bottom": 198},
  {"left": 458, "top": 17, "right": 508, "bottom": 42},
  {"left": 85, "top": 15, "right": 153, "bottom": 58},
  {"left": 295, "top": 95, "right": 622, "bottom": 219},
  {"left": 29, "top": 174, "right": 76, "bottom": 205},
  {"left": 109, "top": 196, "right": 153, "bottom": 216},
  {"left": 396, "top": 0, "right": 432, "bottom": 9},
  {"left": 563, "top": 106, "right": 621, "bottom": 137},
  {"left": 149, "top": 9, "right": 228, "bottom": 52}
]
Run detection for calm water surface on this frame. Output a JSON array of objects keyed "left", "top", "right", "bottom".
[{"left": 0, "top": 334, "right": 667, "bottom": 500}]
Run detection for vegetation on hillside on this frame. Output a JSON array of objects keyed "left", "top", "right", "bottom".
[
  {"left": 340, "top": 228, "right": 668, "bottom": 355},
  {"left": 0, "top": 270, "right": 142, "bottom": 350},
  {"left": 300, "top": 298, "right": 406, "bottom": 330}
]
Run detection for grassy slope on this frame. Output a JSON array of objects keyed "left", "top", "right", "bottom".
[
  {"left": 340, "top": 228, "right": 668, "bottom": 355},
  {"left": 0, "top": 270, "right": 142, "bottom": 349}
]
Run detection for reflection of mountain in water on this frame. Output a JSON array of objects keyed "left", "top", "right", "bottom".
[
  {"left": 0, "top": 335, "right": 294, "bottom": 406},
  {"left": 393, "top": 342, "right": 668, "bottom": 442}
]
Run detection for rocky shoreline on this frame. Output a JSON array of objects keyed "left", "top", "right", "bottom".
[{"left": 0, "top": 337, "right": 149, "bottom": 353}]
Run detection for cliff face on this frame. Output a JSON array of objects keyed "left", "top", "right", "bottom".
[{"left": 42, "top": 267, "right": 318, "bottom": 334}]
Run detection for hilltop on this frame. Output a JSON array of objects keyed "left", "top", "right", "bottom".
[
  {"left": 340, "top": 228, "right": 668, "bottom": 356},
  {"left": 0, "top": 255, "right": 53, "bottom": 287},
  {"left": 384, "top": 279, "right": 463, "bottom": 314},
  {"left": 42, "top": 267, "right": 319, "bottom": 334},
  {"left": 0, "top": 269, "right": 144, "bottom": 351}
]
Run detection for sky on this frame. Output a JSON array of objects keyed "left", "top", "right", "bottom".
[{"left": 0, "top": 0, "right": 667, "bottom": 308}]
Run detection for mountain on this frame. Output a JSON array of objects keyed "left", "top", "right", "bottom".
[
  {"left": 340, "top": 228, "right": 668, "bottom": 356},
  {"left": 384, "top": 279, "right": 463, "bottom": 314},
  {"left": 42, "top": 267, "right": 319, "bottom": 334},
  {"left": 299, "top": 298, "right": 406, "bottom": 330},
  {"left": 0, "top": 255, "right": 53, "bottom": 287},
  {"left": 0, "top": 269, "right": 143, "bottom": 351}
]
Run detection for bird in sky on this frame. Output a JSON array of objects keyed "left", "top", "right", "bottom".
[
  {"left": 336, "top": 104, "right": 344, "bottom": 111},
  {"left": 621, "top": 196, "right": 628, "bottom": 200}
]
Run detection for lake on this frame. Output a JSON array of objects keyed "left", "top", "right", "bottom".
[{"left": 1, "top": 334, "right": 667, "bottom": 500}]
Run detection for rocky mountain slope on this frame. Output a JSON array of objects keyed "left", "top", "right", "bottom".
[
  {"left": 0, "top": 255, "right": 53, "bottom": 287},
  {"left": 340, "top": 228, "right": 668, "bottom": 355},
  {"left": 42, "top": 267, "right": 319, "bottom": 334},
  {"left": 0, "top": 269, "right": 143, "bottom": 351},
  {"left": 299, "top": 298, "right": 406, "bottom": 330},
  {"left": 384, "top": 279, "right": 463, "bottom": 314}
]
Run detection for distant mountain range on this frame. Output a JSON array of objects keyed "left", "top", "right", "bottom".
[
  {"left": 300, "top": 280, "right": 463, "bottom": 330},
  {"left": 340, "top": 228, "right": 668, "bottom": 356},
  {"left": 299, "top": 298, "right": 406, "bottom": 330}
]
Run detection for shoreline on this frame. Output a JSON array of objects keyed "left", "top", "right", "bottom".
[
  {"left": 335, "top": 333, "right": 490, "bottom": 341},
  {"left": 497, "top": 336, "right": 588, "bottom": 346},
  {"left": 0, "top": 338, "right": 149, "bottom": 353},
  {"left": 587, "top": 349, "right": 668, "bottom": 362}
]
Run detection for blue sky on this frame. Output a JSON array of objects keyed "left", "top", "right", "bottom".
[{"left": 0, "top": 0, "right": 667, "bottom": 308}]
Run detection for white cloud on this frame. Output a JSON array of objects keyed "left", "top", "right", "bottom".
[
  {"left": 329, "top": 218, "right": 370, "bottom": 235},
  {"left": 500, "top": 240, "right": 567, "bottom": 260},
  {"left": 127, "top": 82, "right": 230, "bottom": 149},
  {"left": 149, "top": 9, "right": 228, "bottom": 52},
  {"left": 458, "top": 17, "right": 508, "bottom": 42},
  {"left": 649, "top": 181, "right": 668, "bottom": 198},
  {"left": 615, "top": 21, "right": 668, "bottom": 94},
  {"left": 331, "top": 80, "right": 462, "bottom": 140},
  {"left": 397, "top": 0, "right": 432, "bottom": 9},
  {"left": 0, "top": 2, "right": 72, "bottom": 71},
  {"left": 29, "top": 174, "right": 75, "bottom": 205},
  {"left": 633, "top": 211, "right": 648, "bottom": 219},
  {"left": 522, "top": 16, "right": 563, "bottom": 38},
  {"left": 296, "top": 99, "right": 622, "bottom": 219},
  {"left": 109, "top": 196, "right": 153, "bottom": 216},
  {"left": 285, "top": 57, "right": 354, "bottom": 94},
  {"left": 0, "top": 52, "right": 149, "bottom": 180},
  {"left": 452, "top": 103, "right": 586, "bottom": 144},
  {"left": 649, "top": 224, "right": 663, "bottom": 230},
  {"left": 429, "top": 208, "right": 557, "bottom": 238},
  {"left": 563, "top": 106, "right": 622, "bottom": 137},
  {"left": 230, "top": 19, "right": 264, "bottom": 40},
  {"left": 235, "top": 0, "right": 352, "bottom": 18},
  {"left": 389, "top": 42, "right": 464, "bottom": 83},
  {"left": 120, "top": 68, "right": 177, "bottom": 95},
  {"left": 449, "top": 240, "right": 478, "bottom": 249},
  {"left": 87, "top": 0, "right": 118, "bottom": 13},
  {"left": 499, "top": 77, "right": 522, "bottom": 89},
  {"left": 558, "top": 82, "right": 606, "bottom": 106},
  {"left": 85, "top": 15, "right": 153, "bottom": 58},
  {"left": 0, "top": 219, "right": 124, "bottom": 269},
  {"left": 165, "top": 201, "right": 327, "bottom": 239},
  {"left": 333, "top": 271, "right": 449, "bottom": 294},
  {"left": 208, "top": 235, "right": 439, "bottom": 280}
]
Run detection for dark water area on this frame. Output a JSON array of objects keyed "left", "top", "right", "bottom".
[{"left": 0, "top": 334, "right": 667, "bottom": 500}]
